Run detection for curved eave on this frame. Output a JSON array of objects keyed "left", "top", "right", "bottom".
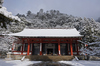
[{"left": 11, "top": 35, "right": 83, "bottom": 38}]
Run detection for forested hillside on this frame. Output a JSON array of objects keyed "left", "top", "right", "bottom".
[
  {"left": 17, "top": 9, "right": 100, "bottom": 36},
  {"left": 16, "top": 9, "right": 100, "bottom": 55}
]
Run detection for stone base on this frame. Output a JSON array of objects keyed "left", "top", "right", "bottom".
[
  {"left": 26, "top": 55, "right": 74, "bottom": 61},
  {"left": 6, "top": 52, "right": 27, "bottom": 60},
  {"left": 89, "top": 56, "right": 100, "bottom": 61},
  {"left": 6, "top": 54, "right": 87, "bottom": 61}
]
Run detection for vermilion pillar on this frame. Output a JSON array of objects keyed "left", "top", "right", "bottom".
[
  {"left": 58, "top": 41, "right": 61, "bottom": 55},
  {"left": 40, "top": 43, "right": 42, "bottom": 55},
  {"left": 12, "top": 43, "right": 14, "bottom": 51},
  {"left": 70, "top": 39, "right": 73, "bottom": 56},
  {"left": 27, "top": 39, "right": 30, "bottom": 55}
]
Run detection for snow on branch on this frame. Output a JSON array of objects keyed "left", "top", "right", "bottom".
[
  {"left": 89, "top": 42, "right": 100, "bottom": 45},
  {"left": 0, "top": 7, "right": 20, "bottom": 21},
  {"left": 79, "top": 36, "right": 100, "bottom": 56},
  {"left": 77, "top": 40, "right": 87, "bottom": 44}
]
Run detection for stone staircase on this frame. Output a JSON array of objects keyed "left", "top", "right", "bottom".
[{"left": 26, "top": 55, "right": 73, "bottom": 61}]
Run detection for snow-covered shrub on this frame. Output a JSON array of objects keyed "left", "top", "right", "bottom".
[{"left": 0, "top": 36, "right": 18, "bottom": 52}]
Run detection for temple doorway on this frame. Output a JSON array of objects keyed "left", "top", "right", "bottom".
[
  {"left": 44, "top": 43, "right": 56, "bottom": 55},
  {"left": 47, "top": 49, "right": 53, "bottom": 55}
]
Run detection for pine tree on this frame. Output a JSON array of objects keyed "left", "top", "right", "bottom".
[{"left": 0, "top": 1, "right": 20, "bottom": 29}]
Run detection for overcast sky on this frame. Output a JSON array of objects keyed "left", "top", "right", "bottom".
[{"left": 3, "top": 0, "right": 100, "bottom": 20}]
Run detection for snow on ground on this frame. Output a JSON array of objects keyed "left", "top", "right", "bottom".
[
  {"left": 0, "top": 59, "right": 41, "bottom": 66},
  {"left": 0, "top": 59, "right": 100, "bottom": 66},
  {"left": 58, "top": 60, "right": 100, "bottom": 66}
]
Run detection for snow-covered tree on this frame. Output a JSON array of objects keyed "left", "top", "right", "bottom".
[
  {"left": 79, "top": 36, "right": 100, "bottom": 56},
  {"left": 0, "top": 36, "right": 17, "bottom": 52},
  {"left": 0, "top": 1, "right": 25, "bottom": 54},
  {"left": 0, "top": 0, "right": 25, "bottom": 33},
  {"left": 0, "top": 7, "right": 20, "bottom": 29}
]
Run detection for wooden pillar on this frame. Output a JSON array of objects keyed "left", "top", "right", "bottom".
[
  {"left": 32, "top": 43, "right": 33, "bottom": 55},
  {"left": 27, "top": 38, "right": 30, "bottom": 55},
  {"left": 76, "top": 39, "right": 79, "bottom": 55},
  {"left": 58, "top": 39, "right": 61, "bottom": 55},
  {"left": 31, "top": 38, "right": 34, "bottom": 55},
  {"left": 21, "top": 38, "right": 24, "bottom": 55},
  {"left": 70, "top": 39, "right": 73, "bottom": 56},
  {"left": 67, "top": 43, "right": 69, "bottom": 55},
  {"left": 40, "top": 43, "right": 42, "bottom": 55},
  {"left": 12, "top": 43, "right": 14, "bottom": 51}
]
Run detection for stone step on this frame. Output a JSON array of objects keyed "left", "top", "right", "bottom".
[{"left": 26, "top": 55, "right": 74, "bottom": 61}]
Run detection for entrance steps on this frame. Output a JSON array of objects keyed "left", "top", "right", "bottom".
[{"left": 26, "top": 55, "right": 73, "bottom": 61}]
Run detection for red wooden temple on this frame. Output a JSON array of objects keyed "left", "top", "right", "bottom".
[{"left": 9, "top": 29, "right": 82, "bottom": 56}]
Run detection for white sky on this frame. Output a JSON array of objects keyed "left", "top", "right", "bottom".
[{"left": 3, "top": 0, "right": 100, "bottom": 20}]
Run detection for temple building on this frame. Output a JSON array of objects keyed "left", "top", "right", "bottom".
[{"left": 8, "top": 28, "right": 82, "bottom": 56}]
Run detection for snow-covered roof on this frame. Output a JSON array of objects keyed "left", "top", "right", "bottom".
[{"left": 7, "top": 28, "right": 82, "bottom": 37}]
